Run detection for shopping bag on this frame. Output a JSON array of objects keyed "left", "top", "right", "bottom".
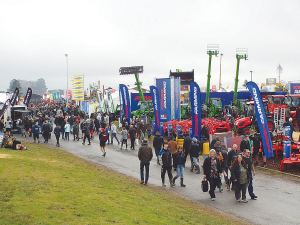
[
  {"left": 201, "top": 178, "right": 208, "bottom": 192},
  {"left": 135, "top": 138, "right": 139, "bottom": 147}
]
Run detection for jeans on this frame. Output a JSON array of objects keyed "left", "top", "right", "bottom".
[
  {"left": 203, "top": 155, "right": 209, "bottom": 161},
  {"left": 61, "top": 130, "right": 65, "bottom": 139},
  {"left": 147, "top": 131, "right": 152, "bottom": 139},
  {"left": 174, "top": 164, "right": 184, "bottom": 179},
  {"left": 65, "top": 132, "right": 69, "bottom": 141},
  {"left": 155, "top": 148, "right": 160, "bottom": 157},
  {"left": 248, "top": 173, "right": 255, "bottom": 197},
  {"left": 17, "top": 127, "right": 21, "bottom": 135},
  {"left": 111, "top": 133, "right": 119, "bottom": 144},
  {"left": 141, "top": 132, "right": 145, "bottom": 140},
  {"left": 191, "top": 157, "right": 199, "bottom": 166},
  {"left": 130, "top": 137, "right": 135, "bottom": 149},
  {"left": 70, "top": 125, "right": 73, "bottom": 133},
  {"left": 140, "top": 162, "right": 150, "bottom": 183}
]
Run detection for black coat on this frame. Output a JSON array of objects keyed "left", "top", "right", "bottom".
[
  {"left": 240, "top": 139, "right": 250, "bottom": 152},
  {"left": 173, "top": 153, "right": 186, "bottom": 167},
  {"left": 203, "top": 157, "right": 222, "bottom": 180},
  {"left": 183, "top": 136, "right": 192, "bottom": 154},
  {"left": 231, "top": 163, "right": 249, "bottom": 184},
  {"left": 190, "top": 143, "right": 200, "bottom": 158},
  {"left": 153, "top": 134, "right": 164, "bottom": 150}
]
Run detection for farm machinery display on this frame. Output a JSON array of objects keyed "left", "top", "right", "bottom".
[{"left": 119, "top": 66, "right": 154, "bottom": 120}]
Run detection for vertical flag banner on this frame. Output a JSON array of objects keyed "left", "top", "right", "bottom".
[
  {"left": 0, "top": 99, "right": 11, "bottom": 120},
  {"left": 119, "top": 84, "right": 131, "bottom": 124},
  {"left": 150, "top": 86, "right": 161, "bottom": 133},
  {"left": 23, "top": 88, "right": 32, "bottom": 107},
  {"left": 10, "top": 87, "right": 19, "bottom": 106},
  {"left": 246, "top": 81, "right": 274, "bottom": 159},
  {"left": 174, "top": 78, "right": 181, "bottom": 120},
  {"left": 73, "top": 75, "right": 84, "bottom": 101},
  {"left": 190, "top": 82, "right": 201, "bottom": 140},
  {"left": 156, "top": 78, "right": 171, "bottom": 122}
]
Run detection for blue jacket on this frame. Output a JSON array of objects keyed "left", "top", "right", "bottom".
[{"left": 32, "top": 125, "right": 40, "bottom": 134}]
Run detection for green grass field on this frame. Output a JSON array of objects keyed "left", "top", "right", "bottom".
[{"left": 0, "top": 143, "right": 243, "bottom": 225}]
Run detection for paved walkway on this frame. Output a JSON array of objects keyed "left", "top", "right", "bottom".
[{"left": 18, "top": 134, "right": 300, "bottom": 225}]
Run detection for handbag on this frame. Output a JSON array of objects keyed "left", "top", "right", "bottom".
[{"left": 201, "top": 178, "right": 208, "bottom": 192}]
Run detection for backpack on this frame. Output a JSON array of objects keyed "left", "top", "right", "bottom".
[{"left": 101, "top": 133, "right": 108, "bottom": 142}]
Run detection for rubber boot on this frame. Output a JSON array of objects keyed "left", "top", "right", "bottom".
[
  {"left": 162, "top": 178, "right": 166, "bottom": 187},
  {"left": 196, "top": 165, "right": 200, "bottom": 174},
  {"left": 170, "top": 179, "right": 175, "bottom": 187},
  {"left": 180, "top": 178, "right": 186, "bottom": 187}
]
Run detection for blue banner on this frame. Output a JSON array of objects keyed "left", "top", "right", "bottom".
[
  {"left": 119, "top": 84, "right": 131, "bottom": 124},
  {"left": 246, "top": 82, "right": 273, "bottom": 159},
  {"left": 130, "top": 93, "right": 152, "bottom": 112},
  {"left": 190, "top": 82, "right": 201, "bottom": 140},
  {"left": 290, "top": 83, "right": 300, "bottom": 94},
  {"left": 156, "top": 78, "right": 171, "bottom": 122},
  {"left": 174, "top": 78, "right": 181, "bottom": 120},
  {"left": 150, "top": 86, "right": 161, "bottom": 133}
]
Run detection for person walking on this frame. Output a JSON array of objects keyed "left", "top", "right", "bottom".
[
  {"left": 5, "top": 117, "right": 12, "bottom": 137},
  {"left": 240, "top": 135, "right": 250, "bottom": 152},
  {"left": 231, "top": 154, "right": 249, "bottom": 203},
  {"left": 32, "top": 122, "right": 40, "bottom": 143},
  {"left": 41, "top": 120, "right": 50, "bottom": 143},
  {"left": 120, "top": 127, "right": 128, "bottom": 150},
  {"left": 129, "top": 125, "right": 136, "bottom": 150},
  {"left": 140, "top": 120, "right": 146, "bottom": 140},
  {"left": 153, "top": 130, "right": 164, "bottom": 165},
  {"left": 227, "top": 144, "right": 241, "bottom": 190},
  {"left": 243, "top": 149, "right": 257, "bottom": 200},
  {"left": 110, "top": 122, "right": 120, "bottom": 145},
  {"left": 61, "top": 119, "right": 66, "bottom": 140},
  {"left": 99, "top": 128, "right": 108, "bottom": 157},
  {"left": 82, "top": 123, "right": 91, "bottom": 145},
  {"left": 190, "top": 138, "right": 201, "bottom": 174},
  {"left": 138, "top": 139, "right": 153, "bottom": 186},
  {"left": 203, "top": 149, "right": 222, "bottom": 201},
  {"left": 159, "top": 142, "right": 175, "bottom": 187},
  {"left": 172, "top": 146, "right": 186, "bottom": 187},
  {"left": 54, "top": 124, "right": 61, "bottom": 147},
  {"left": 73, "top": 121, "right": 79, "bottom": 141},
  {"left": 64, "top": 121, "right": 70, "bottom": 141},
  {"left": 146, "top": 121, "right": 153, "bottom": 140},
  {"left": 168, "top": 137, "right": 177, "bottom": 171}
]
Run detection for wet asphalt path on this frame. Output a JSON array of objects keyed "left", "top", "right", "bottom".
[{"left": 18, "top": 134, "right": 300, "bottom": 225}]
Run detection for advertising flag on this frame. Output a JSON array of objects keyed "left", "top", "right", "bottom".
[
  {"left": 246, "top": 81, "right": 274, "bottom": 159},
  {"left": 0, "top": 99, "right": 11, "bottom": 120},
  {"left": 156, "top": 78, "right": 171, "bottom": 122},
  {"left": 174, "top": 78, "right": 181, "bottom": 120},
  {"left": 10, "top": 87, "right": 19, "bottom": 106},
  {"left": 23, "top": 88, "right": 32, "bottom": 107},
  {"left": 190, "top": 82, "right": 201, "bottom": 140},
  {"left": 150, "top": 86, "right": 161, "bottom": 133},
  {"left": 119, "top": 84, "right": 131, "bottom": 124}
]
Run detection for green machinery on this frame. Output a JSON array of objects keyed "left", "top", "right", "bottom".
[
  {"left": 203, "top": 44, "right": 223, "bottom": 117},
  {"left": 233, "top": 48, "right": 248, "bottom": 106},
  {"left": 119, "top": 66, "right": 154, "bottom": 120}
]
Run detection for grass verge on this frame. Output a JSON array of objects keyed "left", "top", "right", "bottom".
[{"left": 0, "top": 143, "right": 242, "bottom": 225}]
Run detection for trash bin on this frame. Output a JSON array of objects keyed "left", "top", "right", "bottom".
[{"left": 283, "top": 141, "right": 291, "bottom": 159}]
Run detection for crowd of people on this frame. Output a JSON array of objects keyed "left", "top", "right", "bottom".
[{"left": 2, "top": 100, "right": 299, "bottom": 203}]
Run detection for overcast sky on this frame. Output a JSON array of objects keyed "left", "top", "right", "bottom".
[{"left": 1, "top": 0, "right": 299, "bottom": 93}]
